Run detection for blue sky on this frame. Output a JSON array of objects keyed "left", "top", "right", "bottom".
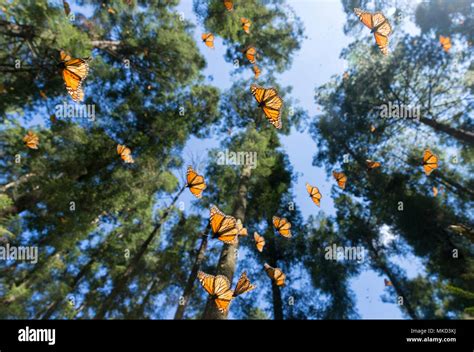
[
  {"left": 177, "top": 0, "right": 427, "bottom": 319},
  {"left": 19, "top": 0, "right": 426, "bottom": 319}
]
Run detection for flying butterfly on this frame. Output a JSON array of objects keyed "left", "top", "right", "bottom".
[
  {"left": 354, "top": 8, "right": 392, "bottom": 55},
  {"left": 233, "top": 271, "right": 256, "bottom": 298},
  {"left": 202, "top": 33, "right": 215, "bottom": 49},
  {"left": 244, "top": 46, "right": 257, "bottom": 64},
  {"left": 252, "top": 65, "right": 261, "bottom": 79},
  {"left": 366, "top": 159, "right": 381, "bottom": 170},
  {"left": 186, "top": 166, "right": 206, "bottom": 198},
  {"left": 273, "top": 216, "right": 292, "bottom": 238},
  {"left": 264, "top": 263, "right": 286, "bottom": 287},
  {"left": 250, "top": 84, "right": 283, "bottom": 129},
  {"left": 117, "top": 144, "right": 134, "bottom": 163},
  {"left": 333, "top": 171, "right": 347, "bottom": 189},
  {"left": 236, "top": 219, "right": 248, "bottom": 237},
  {"left": 223, "top": 0, "right": 233, "bottom": 11},
  {"left": 384, "top": 278, "right": 393, "bottom": 287},
  {"left": 58, "top": 50, "right": 90, "bottom": 102},
  {"left": 241, "top": 17, "right": 251, "bottom": 34},
  {"left": 23, "top": 131, "right": 39, "bottom": 149},
  {"left": 370, "top": 125, "right": 376, "bottom": 133},
  {"left": 209, "top": 205, "right": 238, "bottom": 244},
  {"left": 197, "top": 271, "right": 233, "bottom": 313},
  {"left": 306, "top": 183, "right": 322, "bottom": 207},
  {"left": 439, "top": 35, "right": 452, "bottom": 52},
  {"left": 254, "top": 232, "right": 265, "bottom": 252},
  {"left": 422, "top": 149, "right": 438, "bottom": 176}
]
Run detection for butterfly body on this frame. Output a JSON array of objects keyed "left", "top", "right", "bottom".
[
  {"left": 186, "top": 166, "right": 206, "bottom": 198},
  {"left": 272, "top": 216, "right": 292, "bottom": 238},
  {"left": 354, "top": 8, "right": 392, "bottom": 55},
  {"left": 197, "top": 271, "right": 233, "bottom": 313},
  {"left": 264, "top": 263, "right": 286, "bottom": 286},
  {"left": 23, "top": 131, "right": 39, "bottom": 149},
  {"left": 422, "top": 149, "right": 438, "bottom": 175},
  {"left": 250, "top": 84, "right": 283, "bottom": 129},
  {"left": 59, "top": 50, "right": 90, "bottom": 102},
  {"left": 209, "top": 205, "right": 238, "bottom": 244}
]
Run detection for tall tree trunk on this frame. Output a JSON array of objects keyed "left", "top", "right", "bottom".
[
  {"left": 94, "top": 185, "right": 185, "bottom": 319},
  {"left": 419, "top": 117, "right": 474, "bottom": 146},
  {"left": 266, "top": 220, "right": 284, "bottom": 320},
  {"left": 365, "top": 238, "right": 418, "bottom": 319},
  {"left": 174, "top": 227, "right": 210, "bottom": 320},
  {"left": 202, "top": 165, "right": 252, "bottom": 319}
]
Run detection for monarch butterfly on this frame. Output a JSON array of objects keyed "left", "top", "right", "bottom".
[
  {"left": 23, "top": 131, "right": 39, "bottom": 149},
  {"left": 186, "top": 166, "right": 206, "bottom": 198},
  {"left": 63, "top": 0, "right": 71, "bottom": 16},
  {"left": 117, "top": 144, "right": 134, "bottom": 163},
  {"left": 39, "top": 90, "right": 47, "bottom": 100},
  {"left": 236, "top": 219, "right": 248, "bottom": 237},
  {"left": 233, "top": 271, "right": 256, "bottom": 297},
  {"left": 370, "top": 125, "right": 376, "bottom": 133},
  {"left": 58, "top": 50, "right": 90, "bottom": 102},
  {"left": 209, "top": 205, "right": 238, "bottom": 244},
  {"left": 241, "top": 17, "right": 251, "bottom": 34},
  {"left": 354, "top": 8, "right": 392, "bottom": 55},
  {"left": 250, "top": 84, "right": 283, "bottom": 129},
  {"left": 223, "top": 0, "right": 233, "bottom": 11},
  {"left": 252, "top": 65, "right": 261, "bottom": 79},
  {"left": 333, "top": 171, "right": 347, "bottom": 189},
  {"left": 422, "top": 149, "right": 438, "bottom": 176},
  {"left": 264, "top": 263, "right": 286, "bottom": 287},
  {"left": 306, "top": 183, "right": 322, "bottom": 207},
  {"left": 201, "top": 33, "right": 215, "bottom": 49},
  {"left": 343, "top": 72, "right": 350, "bottom": 80},
  {"left": 439, "top": 35, "right": 452, "bottom": 52},
  {"left": 197, "top": 271, "right": 234, "bottom": 313},
  {"left": 254, "top": 232, "right": 265, "bottom": 252},
  {"left": 366, "top": 160, "right": 381, "bottom": 170},
  {"left": 272, "top": 216, "right": 292, "bottom": 238},
  {"left": 244, "top": 46, "right": 257, "bottom": 64},
  {"left": 384, "top": 278, "right": 393, "bottom": 287}
]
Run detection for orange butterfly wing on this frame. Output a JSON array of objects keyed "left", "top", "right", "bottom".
[
  {"left": 209, "top": 205, "right": 238, "bottom": 244},
  {"left": 264, "top": 263, "right": 286, "bottom": 286},
  {"left": 354, "top": 8, "right": 373, "bottom": 29},
  {"left": 186, "top": 166, "right": 206, "bottom": 198},
  {"left": 423, "top": 149, "right": 438, "bottom": 175},
  {"left": 250, "top": 84, "right": 283, "bottom": 129},
  {"left": 23, "top": 131, "right": 39, "bottom": 149},
  {"left": 333, "top": 171, "right": 347, "bottom": 189},
  {"left": 202, "top": 33, "right": 215, "bottom": 48},
  {"left": 272, "top": 216, "right": 292, "bottom": 238},
  {"left": 252, "top": 65, "right": 261, "bottom": 79},
  {"left": 223, "top": 0, "right": 233, "bottom": 11},
  {"left": 245, "top": 47, "right": 257, "bottom": 64},
  {"left": 197, "top": 271, "right": 233, "bottom": 313},
  {"left": 366, "top": 160, "right": 381, "bottom": 170},
  {"left": 241, "top": 17, "right": 251, "bottom": 34},
  {"left": 117, "top": 144, "right": 134, "bottom": 163},
  {"left": 233, "top": 271, "right": 256, "bottom": 297},
  {"left": 306, "top": 183, "right": 322, "bottom": 206},
  {"left": 254, "top": 232, "right": 265, "bottom": 252}
]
